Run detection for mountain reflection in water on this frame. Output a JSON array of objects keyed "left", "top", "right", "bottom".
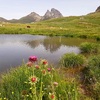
[{"left": 0, "top": 35, "right": 96, "bottom": 73}]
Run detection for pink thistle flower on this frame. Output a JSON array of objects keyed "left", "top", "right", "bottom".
[
  {"left": 29, "top": 56, "right": 37, "bottom": 62},
  {"left": 47, "top": 68, "right": 51, "bottom": 72},
  {"left": 53, "top": 82, "right": 58, "bottom": 87},
  {"left": 26, "top": 61, "right": 33, "bottom": 67},
  {"left": 31, "top": 77, "right": 37, "bottom": 83}
]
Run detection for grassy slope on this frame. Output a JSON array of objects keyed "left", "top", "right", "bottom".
[{"left": 0, "top": 12, "right": 100, "bottom": 38}]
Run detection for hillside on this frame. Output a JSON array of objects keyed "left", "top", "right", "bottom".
[
  {"left": 31, "top": 12, "right": 100, "bottom": 38},
  {"left": 0, "top": 12, "right": 100, "bottom": 40},
  {"left": 0, "top": 17, "right": 7, "bottom": 22},
  {"left": 16, "top": 12, "right": 41, "bottom": 23}
]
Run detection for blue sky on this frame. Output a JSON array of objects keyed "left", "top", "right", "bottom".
[{"left": 0, "top": 0, "right": 100, "bottom": 19}]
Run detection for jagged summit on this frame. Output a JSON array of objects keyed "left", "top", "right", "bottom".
[
  {"left": 95, "top": 6, "right": 100, "bottom": 12},
  {"left": 42, "top": 8, "right": 63, "bottom": 20},
  {"left": 51, "top": 8, "right": 63, "bottom": 18},
  {"left": 0, "top": 8, "right": 62, "bottom": 23}
]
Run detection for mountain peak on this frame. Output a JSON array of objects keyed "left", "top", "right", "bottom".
[
  {"left": 95, "top": 6, "right": 100, "bottom": 12},
  {"left": 45, "top": 10, "right": 52, "bottom": 16},
  {"left": 51, "top": 8, "right": 63, "bottom": 18},
  {"left": 42, "top": 8, "right": 63, "bottom": 20},
  {"left": 0, "top": 17, "right": 7, "bottom": 22},
  {"left": 18, "top": 12, "right": 42, "bottom": 23},
  {"left": 29, "top": 12, "right": 40, "bottom": 16},
  {"left": 51, "top": 8, "right": 56, "bottom": 11},
  {"left": 0, "top": 8, "right": 63, "bottom": 23}
]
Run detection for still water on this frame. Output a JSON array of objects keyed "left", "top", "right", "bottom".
[{"left": 0, "top": 34, "right": 96, "bottom": 73}]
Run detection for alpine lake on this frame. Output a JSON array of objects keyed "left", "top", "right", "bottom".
[{"left": 0, "top": 34, "right": 97, "bottom": 73}]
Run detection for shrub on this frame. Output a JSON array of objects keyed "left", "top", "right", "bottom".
[
  {"left": 87, "top": 55, "right": 100, "bottom": 100},
  {"left": 60, "top": 53, "right": 86, "bottom": 68},
  {"left": 79, "top": 55, "right": 100, "bottom": 100},
  {"left": 88, "top": 55, "right": 100, "bottom": 68},
  {"left": 64, "top": 33, "right": 74, "bottom": 37},
  {"left": 80, "top": 42, "right": 99, "bottom": 54},
  {"left": 88, "top": 55, "right": 100, "bottom": 81},
  {"left": 79, "top": 34, "right": 87, "bottom": 39},
  {"left": 0, "top": 57, "right": 80, "bottom": 100},
  {"left": 96, "top": 36, "right": 100, "bottom": 41}
]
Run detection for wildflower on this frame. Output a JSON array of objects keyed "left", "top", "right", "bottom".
[
  {"left": 26, "top": 95, "right": 29, "bottom": 97},
  {"left": 72, "top": 89, "right": 75, "bottom": 91},
  {"left": 29, "top": 56, "right": 37, "bottom": 62},
  {"left": 53, "top": 82, "right": 58, "bottom": 87},
  {"left": 51, "top": 94, "right": 55, "bottom": 99},
  {"left": 47, "top": 68, "right": 51, "bottom": 72},
  {"left": 42, "top": 70, "right": 46, "bottom": 75},
  {"left": 26, "top": 61, "right": 33, "bottom": 67},
  {"left": 31, "top": 77, "right": 37, "bottom": 83},
  {"left": 43, "top": 60, "right": 48, "bottom": 65},
  {"left": 49, "top": 93, "right": 55, "bottom": 99},
  {"left": 35, "top": 65, "right": 40, "bottom": 69},
  {"left": 24, "top": 81, "right": 28, "bottom": 84},
  {"left": 41, "top": 59, "right": 48, "bottom": 66},
  {"left": 68, "top": 92, "right": 71, "bottom": 94},
  {"left": 21, "top": 90, "right": 27, "bottom": 95},
  {"left": 30, "top": 87, "right": 32, "bottom": 90},
  {"left": 52, "top": 68, "right": 55, "bottom": 71},
  {"left": 12, "top": 92, "right": 14, "bottom": 95}
]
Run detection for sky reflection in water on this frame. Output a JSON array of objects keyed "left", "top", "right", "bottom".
[{"left": 0, "top": 34, "right": 96, "bottom": 73}]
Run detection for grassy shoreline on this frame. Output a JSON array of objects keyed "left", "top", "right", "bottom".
[{"left": 0, "top": 12, "right": 100, "bottom": 40}]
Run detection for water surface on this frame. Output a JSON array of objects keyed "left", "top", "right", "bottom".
[{"left": 0, "top": 34, "right": 96, "bottom": 73}]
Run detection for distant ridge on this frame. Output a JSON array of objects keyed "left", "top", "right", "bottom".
[
  {"left": 0, "top": 17, "right": 7, "bottom": 22},
  {"left": 0, "top": 8, "right": 63, "bottom": 23},
  {"left": 1, "top": 6, "right": 100, "bottom": 23}
]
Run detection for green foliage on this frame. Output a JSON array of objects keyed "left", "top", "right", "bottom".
[
  {"left": 96, "top": 36, "right": 100, "bottom": 41},
  {"left": 79, "top": 54, "right": 100, "bottom": 100},
  {"left": 0, "top": 59, "right": 80, "bottom": 100},
  {"left": 87, "top": 55, "right": 100, "bottom": 100},
  {"left": 80, "top": 67, "right": 96, "bottom": 87},
  {"left": 80, "top": 42, "right": 100, "bottom": 54},
  {"left": 88, "top": 55, "right": 100, "bottom": 79},
  {"left": 60, "top": 53, "right": 86, "bottom": 68}
]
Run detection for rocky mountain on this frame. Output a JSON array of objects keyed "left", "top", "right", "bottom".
[
  {"left": 0, "top": 8, "right": 63, "bottom": 23},
  {"left": 0, "top": 17, "right": 7, "bottom": 22},
  {"left": 95, "top": 6, "right": 100, "bottom": 12},
  {"left": 18, "top": 12, "right": 41, "bottom": 23},
  {"left": 9, "top": 12, "right": 41, "bottom": 23},
  {"left": 42, "top": 8, "right": 63, "bottom": 20}
]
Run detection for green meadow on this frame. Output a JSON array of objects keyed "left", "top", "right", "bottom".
[
  {"left": 0, "top": 12, "right": 100, "bottom": 40},
  {"left": 0, "top": 12, "right": 100, "bottom": 100}
]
